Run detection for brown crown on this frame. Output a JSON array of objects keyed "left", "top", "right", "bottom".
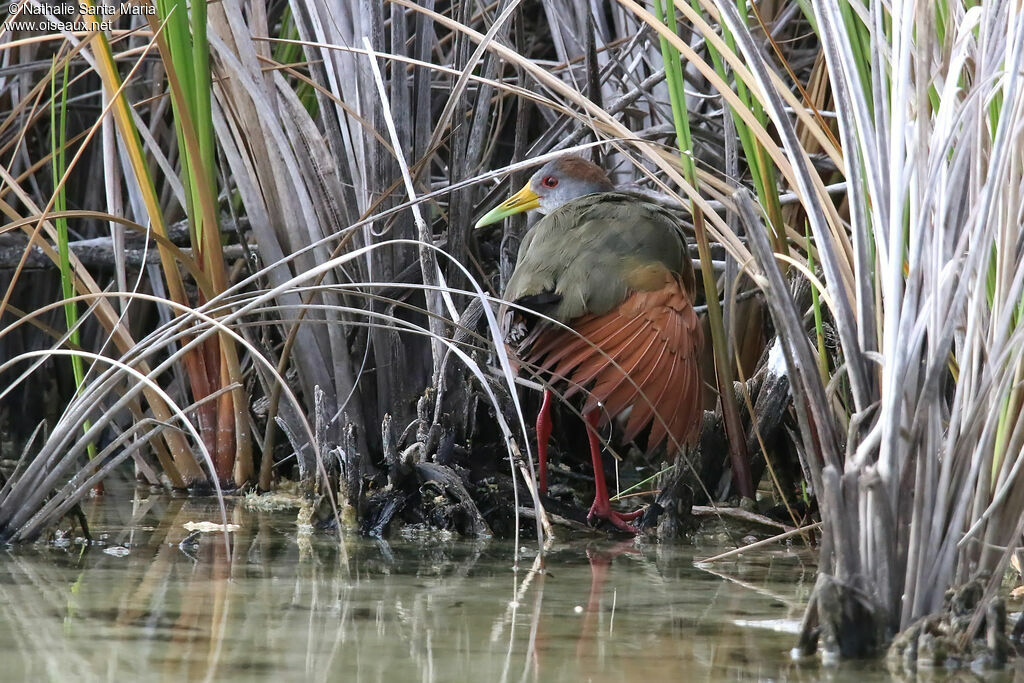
[{"left": 552, "top": 155, "right": 615, "bottom": 190}]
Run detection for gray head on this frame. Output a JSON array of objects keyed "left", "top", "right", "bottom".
[
  {"left": 475, "top": 155, "right": 616, "bottom": 228},
  {"left": 527, "top": 155, "right": 616, "bottom": 214}
]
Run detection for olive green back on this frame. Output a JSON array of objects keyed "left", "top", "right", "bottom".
[{"left": 504, "top": 192, "right": 693, "bottom": 322}]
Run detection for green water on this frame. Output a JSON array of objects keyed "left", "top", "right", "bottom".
[{"left": 0, "top": 495, "right": 893, "bottom": 681}]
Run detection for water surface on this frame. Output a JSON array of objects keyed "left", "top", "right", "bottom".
[{"left": 0, "top": 494, "right": 892, "bottom": 681}]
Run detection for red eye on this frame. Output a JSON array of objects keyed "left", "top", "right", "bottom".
[{"left": 540, "top": 176, "right": 559, "bottom": 189}]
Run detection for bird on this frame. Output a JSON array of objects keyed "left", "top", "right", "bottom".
[{"left": 475, "top": 155, "right": 704, "bottom": 533}]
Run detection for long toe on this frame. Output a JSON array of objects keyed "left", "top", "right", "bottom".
[{"left": 587, "top": 504, "right": 646, "bottom": 534}]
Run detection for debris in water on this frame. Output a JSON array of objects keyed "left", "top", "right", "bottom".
[{"left": 183, "top": 521, "right": 240, "bottom": 533}]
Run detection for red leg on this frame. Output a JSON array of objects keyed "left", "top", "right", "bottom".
[
  {"left": 584, "top": 410, "right": 643, "bottom": 534},
  {"left": 535, "top": 389, "right": 554, "bottom": 495}
]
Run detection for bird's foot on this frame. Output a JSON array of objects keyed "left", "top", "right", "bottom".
[{"left": 586, "top": 502, "right": 645, "bottom": 534}]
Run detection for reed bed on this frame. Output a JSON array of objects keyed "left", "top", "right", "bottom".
[{"left": 1, "top": 0, "right": 1022, "bottom": 661}]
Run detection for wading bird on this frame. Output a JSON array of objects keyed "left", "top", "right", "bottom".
[{"left": 476, "top": 155, "right": 703, "bottom": 533}]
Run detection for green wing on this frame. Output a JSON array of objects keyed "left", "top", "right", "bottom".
[{"left": 504, "top": 192, "right": 692, "bottom": 323}]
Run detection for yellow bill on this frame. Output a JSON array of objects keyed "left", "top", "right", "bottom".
[{"left": 475, "top": 182, "right": 540, "bottom": 228}]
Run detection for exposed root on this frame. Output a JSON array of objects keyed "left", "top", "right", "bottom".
[{"left": 887, "top": 580, "right": 1011, "bottom": 673}]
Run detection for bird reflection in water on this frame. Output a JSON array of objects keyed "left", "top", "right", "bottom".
[{"left": 576, "top": 540, "right": 641, "bottom": 663}]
